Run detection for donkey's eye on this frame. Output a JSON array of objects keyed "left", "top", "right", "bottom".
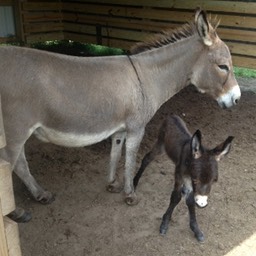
[{"left": 218, "top": 65, "right": 229, "bottom": 72}]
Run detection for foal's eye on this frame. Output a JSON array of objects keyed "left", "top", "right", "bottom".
[{"left": 218, "top": 65, "right": 229, "bottom": 72}]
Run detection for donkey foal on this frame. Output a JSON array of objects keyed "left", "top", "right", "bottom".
[{"left": 134, "top": 115, "right": 234, "bottom": 242}]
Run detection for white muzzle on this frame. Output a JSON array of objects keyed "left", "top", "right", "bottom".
[
  {"left": 217, "top": 85, "right": 241, "bottom": 108},
  {"left": 195, "top": 195, "right": 208, "bottom": 208}
]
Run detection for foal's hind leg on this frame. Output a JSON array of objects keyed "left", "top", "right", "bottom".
[
  {"left": 14, "top": 146, "right": 54, "bottom": 204},
  {"left": 106, "top": 131, "right": 126, "bottom": 193},
  {"left": 133, "top": 140, "right": 164, "bottom": 189}
]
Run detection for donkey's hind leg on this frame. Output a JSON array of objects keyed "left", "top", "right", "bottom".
[
  {"left": 14, "top": 146, "right": 54, "bottom": 204},
  {"left": 106, "top": 131, "right": 126, "bottom": 193}
]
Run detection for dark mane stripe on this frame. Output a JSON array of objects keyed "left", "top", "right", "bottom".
[{"left": 130, "top": 22, "right": 197, "bottom": 55}]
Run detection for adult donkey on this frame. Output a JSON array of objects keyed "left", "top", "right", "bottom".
[{"left": 0, "top": 9, "right": 240, "bottom": 221}]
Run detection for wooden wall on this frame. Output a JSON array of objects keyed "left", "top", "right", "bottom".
[
  {"left": 20, "top": 0, "right": 63, "bottom": 43},
  {"left": 61, "top": 0, "right": 256, "bottom": 69},
  {"left": 1, "top": 0, "right": 255, "bottom": 68}
]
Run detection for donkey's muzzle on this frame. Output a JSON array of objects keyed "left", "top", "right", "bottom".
[{"left": 217, "top": 85, "right": 241, "bottom": 109}]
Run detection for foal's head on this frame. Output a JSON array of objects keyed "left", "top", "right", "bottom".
[{"left": 189, "top": 130, "right": 234, "bottom": 208}]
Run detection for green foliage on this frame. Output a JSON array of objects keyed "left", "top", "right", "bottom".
[
  {"left": 234, "top": 67, "right": 256, "bottom": 78},
  {"left": 30, "top": 40, "right": 126, "bottom": 56}
]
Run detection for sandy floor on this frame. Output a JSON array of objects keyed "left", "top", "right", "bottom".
[{"left": 14, "top": 78, "right": 256, "bottom": 256}]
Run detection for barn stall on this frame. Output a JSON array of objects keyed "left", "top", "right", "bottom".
[{"left": 0, "top": 1, "right": 255, "bottom": 255}]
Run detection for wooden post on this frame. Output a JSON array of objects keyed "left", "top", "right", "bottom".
[
  {"left": 0, "top": 199, "right": 9, "bottom": 256},
  {"left": 0, "top": 94, "right": 22, "bottom": 256}
]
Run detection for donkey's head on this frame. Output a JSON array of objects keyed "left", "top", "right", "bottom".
[
  {"left": 189, "top": 130, "right": 234, "bottom": 208},
  {"left": 190, "top": 9, "right": 241, "bottom": 109}
]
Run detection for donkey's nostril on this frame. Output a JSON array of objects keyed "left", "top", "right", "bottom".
[{"left": 234, "top": 98, "right": 239, "bottom": 105}]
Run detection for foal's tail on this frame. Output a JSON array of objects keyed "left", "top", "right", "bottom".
[{"left": 133, "top": 141, "right": 163, "bottom": 189}]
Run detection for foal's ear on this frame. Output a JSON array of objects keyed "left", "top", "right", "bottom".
[
  {"left": 195, "top": 8, "right": 214, "bottom": 46},
  {"left": 191, "top": 130, "right": 202, "bottom": 159},
  {"left": 213, "top": 136, "right": 234, "bottom": 161}
]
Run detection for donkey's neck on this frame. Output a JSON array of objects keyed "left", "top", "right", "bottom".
[{"left": 133, "top": 35, "right": 203, "bottom": 111}]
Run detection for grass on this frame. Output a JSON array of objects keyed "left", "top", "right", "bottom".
[{"left": 234, "top": 67, "right": 256, "bottom": 78}]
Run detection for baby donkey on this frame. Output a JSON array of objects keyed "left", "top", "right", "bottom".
[{"left": 134, "top": 115, "right": 234, "bottom": 242}]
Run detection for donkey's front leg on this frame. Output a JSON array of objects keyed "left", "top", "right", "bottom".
[
  {"left": 124, "top": 129, "right": 145, "bottom": 205},
  {"left": 186, "top": 192, "right": 204, "bottom": 242},
  {"left": 106, "top": 131, "right": 126, "bottom": 193}
]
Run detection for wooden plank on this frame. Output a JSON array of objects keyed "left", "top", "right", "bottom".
[
  {"left": 69, "top": 0, "right": 256, "bottom": 14},
  {"left": 26, "top": 32, "right": 64, "bottom": 43},
  {"left": 23, "top": 12, "right": 63, "bottom": 23},
  {"left": 63, "top": 13, "right": 177, "bottom": 32},
  {"left": 217, "top": 28, "right": 256, "bottom": 44},
  {"left": 0, "top": 199, "right": 8, "bottom": 256},
  {"left": 64, "top": 23, "right": 145, "bottom": 42},
  {"left": 22, "top": 2, "right": 62, "bottom": 11},
  {"left": 63, "top": 14, "right": 256, "bottom": 44},
  {"left": 64, "top": 23, "right": 96, "bottom": 35},
  {"left": 226, "top": 42, "right": 256, "bottom": 57},
  {"left": 62, "top": 3, "right": 256, "bottom": 29},
  {"left": 0, "top": 160, "right": 15, "bottom": 216},
  {"left": 24, "top": 22, "right": 63, "bottom": 34},
  {"left": 4, "top": 217, "right": 22, "bottom": 256},
  {"left": 232, "top": 55, "right": 256, "bottom": 69},
  {"left": 64, "top": 32, "right": 133, "bottom": 49}
]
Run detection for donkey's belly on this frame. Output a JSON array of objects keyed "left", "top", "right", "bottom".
[{"left": 33, "top": 124, "right": 125, "bottom": 147}]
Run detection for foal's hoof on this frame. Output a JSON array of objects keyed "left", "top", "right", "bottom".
[
  {"left": 159, "top": 222, "right": 168, "bottom": 235},
  {"left": 195, "top": 232, "right": 205, "bottom": 243},
  {"left": 36, "top": 191, "right": 55, "bottom": 204},
  {"left": 125, "top": 193, "right": 139, "bottom": 206},
  {"left": 7, "top": 208, "right": 32, "bottom": 223}
]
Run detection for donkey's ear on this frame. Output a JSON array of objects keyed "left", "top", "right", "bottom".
[
  {"left": 191, "top": 130, "right": 202, "bottom": 159},
  {"left": 195, "top": 8, "right": 214, "bottom": 46},
  {"left": 213, "top": 136, "right": 234, "bottom": 161}
]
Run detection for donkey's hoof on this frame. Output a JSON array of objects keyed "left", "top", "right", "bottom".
[
  {"left": 7, "top": 208, "right": 32, "bottom": 223},
  {"left": 125, "top": 193, "right": 139, "bottom": 206},
  {"left": 36, "top": 191, "right": 55, "bottom": 204},
  {"left": 106, "top": 182, "right": 123, "bottom": 193}
]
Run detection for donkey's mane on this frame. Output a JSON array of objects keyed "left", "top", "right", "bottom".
[{"left": 130, "top": 22, "right": 198, "bottom": 55}]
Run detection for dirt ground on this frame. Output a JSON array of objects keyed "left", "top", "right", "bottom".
[{"left": 14, "top": 78, "right": 256, "bottom": 256}]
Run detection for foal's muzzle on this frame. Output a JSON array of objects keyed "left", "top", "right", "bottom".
[{"left": 195, "top": 195, "right": 208, "bottom": 208}]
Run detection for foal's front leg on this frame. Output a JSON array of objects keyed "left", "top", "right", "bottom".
[
  {"left": 106, "top": 131, "right": 126, "bottom": 193},
  {"left": 160, "top": 170, "right": 183, "bottom": 234},
  {"left": 160, "top": 188, "right": 182, "bottom": 235},
  {"left": 186, "top": 192, "right": 204, "bottom": 242}
]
